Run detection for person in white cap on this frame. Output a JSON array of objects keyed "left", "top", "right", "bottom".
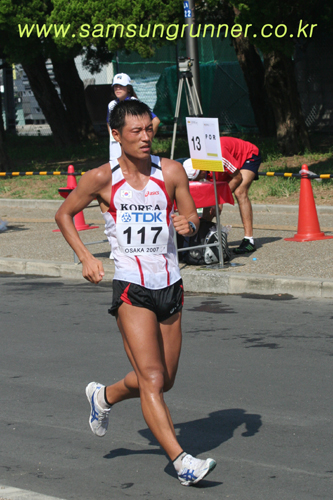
[
  {"left": 107, "top": 73, "right": 160, "bottom": 161},
  {"left": 182, "top": 158, "right": 204, "bottom": 182}
]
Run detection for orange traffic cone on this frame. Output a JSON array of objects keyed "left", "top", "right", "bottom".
[
  {"left": 285, "top": 164, "right": 333, "bottom": 242},
  {"left": 53, "top": 165, "right": 99, "bottom": 232},
  {"left": 58, "top": 164, "right": 77, "bottom": 196}
]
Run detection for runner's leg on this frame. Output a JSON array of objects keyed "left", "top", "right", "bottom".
[
  {"left": 157, "top": 313, "right": 183, "bottom": 438},
  {"left": 105, "top": 311, "right": 182, "bottom": 404},
  {"left": 107, "top": 303, "right": 183, "bottom": 460},
  {"left": 233, "top": 169, "right": 255, "bottom": 237}
]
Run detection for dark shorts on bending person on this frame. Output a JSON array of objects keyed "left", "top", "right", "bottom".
[
  {"left": 109, "top": 279, "right": 184, "bottom": 322},
  {"left": 240, "top": 151, "right": 262, "bottom": 180}
]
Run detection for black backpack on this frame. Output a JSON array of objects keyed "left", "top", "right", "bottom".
[{"left": 177, "top": 219, "right": 231, "bottom": 265}]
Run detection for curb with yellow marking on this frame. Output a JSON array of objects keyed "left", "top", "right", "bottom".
[
  {"left": 0, "top": 171, "right": 332, "bottom": 179},
  {"left": 258, "top": 172, "right": 332, "bottom": 179},
  {"left": 0, "top": 171, "right": 79, "bottom": 177}
]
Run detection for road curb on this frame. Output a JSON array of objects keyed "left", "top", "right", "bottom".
[
  {"left": 0, "top": 199, "right": 63, "bottom": 210},
  {"left": 1, "top": 198, "right": 333, "bottom": 214},
  {"left": 1, "top": 257, "right": 333, "bottom": 299},
  {"left": 181, "top": 269, "right": 333, "bottom": 298},
  {"left": 224, "top": 203, "right": 333, "bottom": 214}
]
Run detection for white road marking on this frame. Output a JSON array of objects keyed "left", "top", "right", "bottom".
[{"left": 0, "top": 485, "right": 68, "bottom": 500}]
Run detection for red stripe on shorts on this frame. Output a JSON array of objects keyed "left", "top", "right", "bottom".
[{"left": 120, "top": 283, "right": 132, "bottom": 305}]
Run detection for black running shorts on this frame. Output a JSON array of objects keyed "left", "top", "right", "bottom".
[
  {"left": 109, "top": 279, "right": 184, "bottom": 322},
  {"left": 241, "top": 151, "right": 262, "bottom": 180}
]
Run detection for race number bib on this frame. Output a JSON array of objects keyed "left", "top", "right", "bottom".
[{"left": 116, "top": 210, "right": 169, "bottom": 255}]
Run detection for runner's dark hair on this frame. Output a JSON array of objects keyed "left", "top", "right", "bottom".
[{"left": 110, "top": 99, "right": 152, "bottom": 132}]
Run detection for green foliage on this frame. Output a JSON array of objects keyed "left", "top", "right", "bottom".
[
  {"left": 228, "top": 0, "right": 332, "bottom": 55},
  {"left": 4, "top": 135, "right": 189, "bottom": 171},
  {"left": 51, "top": 0, "right": 183, "bottom": 57},
  {"left": 196, "top": 0, "right": 333, "bottom": 56},
  {"left": 1, "top": 134, "right": 333, "bottom": 201},
  {"left": 0, "top": 175, "right": 65, "bottom": 199},
  {"left": 266, "top": 177, "right": 299, "bottom": 197},
  {"left": 5, "top": 134, "right": 108, "bottom": 170},
  {"left": 151, "top": 137, "right": 189, "bottom": 158},
  {"left": 0, "top": 0, "right": 184, "bottom": 66},
  {"left": 0, "top": 0, "right": 51, "bottom": 62}
]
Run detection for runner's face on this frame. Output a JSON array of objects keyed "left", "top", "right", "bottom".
[
  {"left": 117, "top": 114, "right": 153, "bottom": 159},
  {"left": 113, "top": 84, "right": 129, "bottom": 101}
]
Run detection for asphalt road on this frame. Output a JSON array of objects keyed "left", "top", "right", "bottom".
[{"left": 0, "top": 275, "right": 332, "bottom": 500}]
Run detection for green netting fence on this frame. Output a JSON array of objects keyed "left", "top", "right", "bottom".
[{"left": 114, "top": 35, "right": 257, "bottom": 132}]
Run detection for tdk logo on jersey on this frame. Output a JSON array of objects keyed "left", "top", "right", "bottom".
[
  {"left": 132, "top": 212, "right": 163, "bottom": 222},
  {"left": 121, "top": 212, "right": 132, "bottom": 223},
  {"left": 117, "top": 209, "right": 166, "bottom": 226},
  {"left": 121, "top": 190, "right": 132, "bottom": 198}
]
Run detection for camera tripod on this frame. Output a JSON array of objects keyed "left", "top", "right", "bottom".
[{"left": 170, "top": 58, "right": 203, "bottom": 160}]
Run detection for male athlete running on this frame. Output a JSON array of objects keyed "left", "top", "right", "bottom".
[{"left": 55, "top": 100, "right": 216, "bottom": 486}]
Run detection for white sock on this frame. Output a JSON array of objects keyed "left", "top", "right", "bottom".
[
  {"left": 173, "top": 451, "right": 187, "bottom": 473},
  {"left": 96, "top": 387, "right": 112, "bottom": 409},
  {"left": 244, "top": 236, "right": 254, "bottom": 245}
]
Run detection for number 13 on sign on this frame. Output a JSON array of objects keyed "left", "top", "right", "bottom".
[
  {"left": 186, "top": 117, "right": 224, "bottom": 172},
  {"left": 191, "top": 136, "right": 201, "bottom": 151}
]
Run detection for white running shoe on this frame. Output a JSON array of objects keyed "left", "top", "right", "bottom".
[
  {"left": 178, "top": 454, "right": 216, "bottom": 486},
  {"left": 85, "top": 382, "right": 111, "bottom": 437}
]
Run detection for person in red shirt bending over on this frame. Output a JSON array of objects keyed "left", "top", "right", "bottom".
[{"left": 183, "top": 137, "right": 261, "bottom": 254}]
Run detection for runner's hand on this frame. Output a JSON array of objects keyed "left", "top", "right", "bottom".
[
  {"left": 81, "top": 256, "right": 105, "bottom": 284},
  {"left": 171, "top": 214, "right": 194, "bottom": 236}
]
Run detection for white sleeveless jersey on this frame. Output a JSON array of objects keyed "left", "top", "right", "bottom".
[{"left": 102, "top": 155, "right": 181, "bottom": 290}]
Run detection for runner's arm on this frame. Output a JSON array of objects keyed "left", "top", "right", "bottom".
[
  {"left": 55, "top": 166, "right": 110, "bottom": 283},
  {"left": 164, "top": 160, "right": 200, "bottom": 237},
  {"left": 152, "top": 116, "right": 160, "bottom": 136}
]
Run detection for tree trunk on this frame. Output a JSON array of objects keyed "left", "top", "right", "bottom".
[
  {"left": 232, "top": 36, "right": 276, "bottom": 137},
  {"left": 22, "top": 55, "right": 80, "bottom": 148},
  {"left": 52, "top": 57, "right": 97, "bottom": 141},
  {"left": 0, "top": 96, "right": 12, "bottom": 172},
  {"left": 263, "top": 51, "right": 311, "bottom": 155},
  {"left": 226, "top": 4, "right": 276, "bottom": 136}
]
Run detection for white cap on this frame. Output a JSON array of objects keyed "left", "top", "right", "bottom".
[
  {"left": 112, "top": 73, "right": 132, "bottom": 87},
  {"left": 183, "top": 158, "right": 200, "bottom": 180}
]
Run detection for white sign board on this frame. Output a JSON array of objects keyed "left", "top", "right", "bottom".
[{"left": 186, "top": 117, "right": 224, "bottom": 172}]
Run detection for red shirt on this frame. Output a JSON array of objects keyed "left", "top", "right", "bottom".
[{"left": 207, "top": 137, "right": 259, "bottom": 182}]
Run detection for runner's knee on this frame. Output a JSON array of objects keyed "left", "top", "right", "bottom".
[
  {"left": 234, "top": 186, "right": 248, "bottom": 200},
  {"left": 138, "top": 369, "right": 166, "bottom": 394}
]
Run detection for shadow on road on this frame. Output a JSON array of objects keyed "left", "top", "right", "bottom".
[
  {"left": 104, "top": 408, "right": 261, "bottom": 487},
  {"left": 230, "top": 236, "right": 282, "bottom": 253},
  {"left": 104, "top": 407, "right": 262, "bottom": 460}
]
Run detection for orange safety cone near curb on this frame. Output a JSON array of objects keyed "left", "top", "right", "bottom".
[
  {"left": 53, "top": 165, "right": 99, "bottom": 232},
  {"left": 285, "top": 164, "right": 333, "bottom": 242}
]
